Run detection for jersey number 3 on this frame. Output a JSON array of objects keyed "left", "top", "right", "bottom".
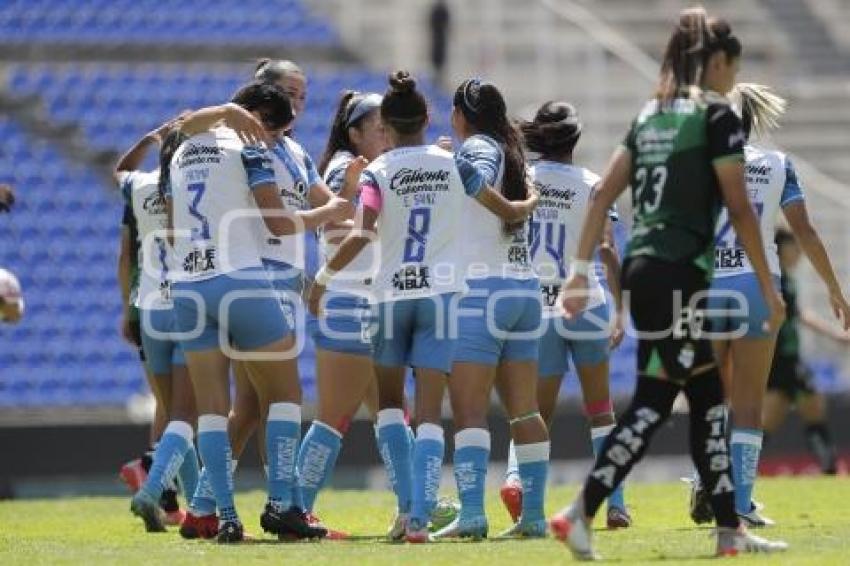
[
  {"left": 403, "top": 207, "right": 431, "bottom": 263},
  {"left": 634, "top": 165, "right": 667, "bottom": 214}
]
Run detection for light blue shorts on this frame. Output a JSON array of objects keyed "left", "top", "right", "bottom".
[
  {"left": 263, "top": 259, "right": 303, "bottom": 331},
  {"left": 538, "top": 303, "right": 610, "bottom": 378},
  {"left": 307, "top": 291, "right": 372, "bottom": 356},
  {"left": 172, "top": 267, "right": 292, "bottom": 352},
  {"left": 708, "top": 274, "right": 781, "bottom": 339},
  {"left": 454, "top": 277, "right": 542, "bottom": 366},
  {"left": 371, "top": 292, "right": 457, "bottom": 373},
  {"left": 140, "top": 307, "right": 185, "bottom": 375}
]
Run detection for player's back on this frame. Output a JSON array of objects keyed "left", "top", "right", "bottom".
[{"left": 169, "top": 127, "right": 266, "bottom": 281}]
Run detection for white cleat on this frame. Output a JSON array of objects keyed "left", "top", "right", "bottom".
[
  {"left": 738, "top": 507, "right": 776, "bottom": 528},
  {"left": 549, "top": 502, "right": 599, "bottom": 561},
  {"left": 716, "top": 526, "right": 788, "bottom": 556},
  {"left": 387, "top": 512, "right": 408, "bottom": 542}
]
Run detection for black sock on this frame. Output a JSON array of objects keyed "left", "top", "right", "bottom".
[
  {"left": 804, "top": 423, "right": 837, "bottom": 475},
  {"left": 160, "top": 488, "right": 179, "bottom": 512},
  {"left": 684, "top": 369, "right": 737, "bottom": 529},
  {"left": 582, "top": 375, "right": 680, "bottom": 518}
]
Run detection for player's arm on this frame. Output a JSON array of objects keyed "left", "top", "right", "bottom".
[
  {"left": 783, "top": 200, "right": 850, "bottom": 330},
  {"left": 307, "top": 202, "right": 378, "bottom": 316},
  {"left": 179, "top": 103, "right": 269, "bottom": 146},
  {"left": 114, "top": 117, "right": 181, "bottom": 182},
  {"left": 800, "top": 308, "right": 850, "bottom": 343},
  {"left": 308, "top": 155, "right": 366, "bottom": 230},
  {"left": 117, "top": 214, "right": 135, "bottom": 344},
  {"left": 562, "top": 147, "right": 630, "bottom": 317},
  {"left": 598, "top": 217, "right": 624, "bottom": 348},
  {"left": 455, "top": 154, "right": 537, "bottom": 222}
]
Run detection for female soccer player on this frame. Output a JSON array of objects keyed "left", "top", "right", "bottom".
[
  {"left": 431, "top": 78, "right": 548, "bottom": 540},
  {"left": 763, "top": 229, "right": 847, "bottom": 472},
  {"left": 167, "top": 82, "right": 349, "bottom": 543},
  {"left": 498, "top": 100, "right": 630, "bottom": 530},
  {"left": 549, "top": 8, "right": 788, "bottom": 558},
  {"left": 118, "top": 117, "right": 203, "bottom": 533},
  {"left": 691, "top": 85, "right": 850, "bottom": 526},
  {"left": 307, "top": 71, "right": 536, "bottom": 543},
  {"left": 295, "top": 90, "right": 386, "bottom": 525}
]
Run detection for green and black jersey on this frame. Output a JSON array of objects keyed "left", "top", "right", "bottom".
[
  {"left": 622, "top": 91, "right": 746, "bottom": 280},
  {"left": 776, "top": 271, "right": 800, "bottom": 359}
]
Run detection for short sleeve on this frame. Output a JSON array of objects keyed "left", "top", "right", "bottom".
[
  {"left": 324, "top": 164, "right": 347, "bottom": 195},
  {"left": 303, "top": 152, "right": 321, "bottom": 188},
  {"left": 706, "top": 103, "right": 745, "bottom": 165},
  {"left": 359, "top": 170, "right": 382, "bottom": 213},
  {"left": 457, "top": 136, "right": 502, "bottom": 186},
  {"left": 121, "top": 203, "right": 133, "bottom": 227},
  {"left": 117, "top": 171, "right": 136, "bottom": 205},
  {"left": 780, "top": 157, "right": 804, "bottom": 208},
  {"left": 241, "top": 145, "right": 276, "bottom": 189},
  {"left": 455, "top": 155, "right": 485, "bottom": 197}
]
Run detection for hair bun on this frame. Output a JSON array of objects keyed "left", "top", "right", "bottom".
[{"left": 388, "top": 71, "right": 416, "bottom": 95}]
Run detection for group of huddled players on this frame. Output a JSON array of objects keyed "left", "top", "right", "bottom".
[{"left": 114, "top": 5, "right": 850, "bottom": 559}]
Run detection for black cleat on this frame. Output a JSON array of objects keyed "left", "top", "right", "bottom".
[
  {"left": 260, "top": 503, "right": 327, "bottom": 540},
  {"left": 130, "top": 491, "right": 167, "bottom": 533},
  {"left": 686, "top": 477, "right": 714, "bottom": 525},
  {"left": 216, "top": 520, "right": 244, "bottom": 544}
]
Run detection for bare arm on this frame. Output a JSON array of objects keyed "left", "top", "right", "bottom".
[
  {"left": 179, "top": 103, "right": 269, "bottom": 146},
  {"left": 800, "top": 309, "right": 850, "bottom": 342},
  {"left": 784, "top": 201, "right": 850, "bottom": 329},
  {"left": 114, "top": 133, "right": 158, "bottom": 181},
  {"left": 716, "top": 160, "right": 785, "bottom": 331},
  {"left": 474, "top": 185, "right": 538, "bottom": 223},
  {"left": 598, "top": 218, "right": 625, "bottom": 348},
  {"left": 253, "top": 183, "right": 352, "bottom": 235},
  {"left": 117, "top": 226, "right": 136, "bottom": 344}
]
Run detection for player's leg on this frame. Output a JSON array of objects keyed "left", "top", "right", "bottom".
[
  {"left": 797, "top": 390, "right": 838, "bottom": 474},
  {"left": 761, "top": 389, "right": 791, "bottom": 435}
]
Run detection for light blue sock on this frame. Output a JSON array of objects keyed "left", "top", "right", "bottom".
[
  {"left": 731, "top": 427, "right": 763, "bottom": 515},
  {"left": 505, "top": 440, "right": 520, "bottom": 484},
  {"left": 266, "top": 402, "right": 301, "bottom": 512},
  {"left": 177, "top": 443, "right": 200, "bottom": 501},
  {"left": 190, "top": 467, "right": 217, "bottom": 516},
  {"left": 410, "top": 423, "right": 444, "bottom": 526},
  {"left": 516, "top": 440, "right": 549, "bottom": 524},
  {"left": 140, "top": 420, "right": 192, "bottom": 500},
  {"left": 376, "top": 408, "right": 413, "bottom": 513},
  {"left": 197, "top": 414, "right": 238, "bottom": 523},
  {"left": 297, "top": 420, "right": 342, "bottom": 513},
  {"left": 454, "top": 428, "right": 490, "bottom": 520},
  {"left": 591, "top": 425, "right": 627, "bottom": 511}
]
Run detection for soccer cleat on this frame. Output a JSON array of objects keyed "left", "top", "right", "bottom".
[
  {"left": 405, "top": 517, "right": 430, "bottom": 544},
  {"left": 606, "top": 506, "right": 632, "bottom": 529},
  {"left": 260, "top": 504, "right": 327, "bottom": 540},
  {"left": 499, "top": 478, "right": 523, "bottom": 523},
  {"left": 130, "top": 491, "right": 166, "bottom": 533},
  {"left": 429, "top": 515, "right": 488, "bottom": 541},
  {"left": 429, "top": 498, "right": 460, "bottom": 532},
  {"left": 387, "top": 512, "right": 409, "bottom": 542},
  {"left": 179, "top": 512, "right": 219, "bottom": 540},
  {"left": 496, "top": 519, "right": 547, "bottom": 539},
  {"left": 306, "top": 512, "right": 349, "bottom": 540},
  {"left": 738, "top": 504, "right": 776, "bottom": 528},
  {"left": 164, "top": 508, "right": 186, "bottom": 526},
  {"left": 715, "top": 526, "right": 788, "bottom": 556},
  {"left": 119, "top": 458, "right": 147, "bottom": 494},
  {"left": 683, "top": 476, "right": 714, "bottom": 525},
  {"left": 549, "top": 502, "right": 598, "bottom": 561},
  {"left": 216, "top": 520, "right": 244, "bottom": 544}
]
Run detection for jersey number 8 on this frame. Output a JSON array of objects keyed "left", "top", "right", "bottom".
[{"left": 403, "top": 207, "right": 431, "bottom": 263}]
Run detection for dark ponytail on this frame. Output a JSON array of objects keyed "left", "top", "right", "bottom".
[
  {"left": 656, "top": 7, "right": 742, "bottom": 102},
  {"left": 380, "top": 70, "right": 428, "bottom": 136},
  {"left": 158, "top": 129, "right": 187, "bottom": 200},
  {"left": 454, "top": 78, "right": 527, "bottom": 203},
  {"left": 521, "top": 101, "right": 582, "bottom": 160}
]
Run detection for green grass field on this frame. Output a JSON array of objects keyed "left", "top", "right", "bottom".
[{"left": 1, "top": 477, "right": 848, "bottom": 565}]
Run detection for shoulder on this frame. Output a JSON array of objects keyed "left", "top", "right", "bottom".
[{"left": 460, "top": 134, "right": 501, "bottom": 155}]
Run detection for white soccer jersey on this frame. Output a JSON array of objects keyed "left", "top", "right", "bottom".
[
  {"left": 458, "top": 135, "right": 534, "bottom": 280},
  {"left": 120, "top": 170, "right": 173, "bottom": 309},
  {"left": 258, "top": 136, "right": 319, "bottom": 269},
  {"left": 714, "top": 144, "right": 804, "bottom": 278},
  {"left": 320, "top": 150, "right": 377, "bottom": 295},
  {"left": 170, "top": 127, "right": 272, "bottom": 281},
  {"left": 362, "top": 145, "right": 479, "bottom": 302},
  {"left": 528, "top": 161, "right": 607, "bottom": 316}
]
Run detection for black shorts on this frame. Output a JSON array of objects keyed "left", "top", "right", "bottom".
[
  {"left": 768, "top": 355, "right": 816, "bottom": 400},
  {"left": 623, "top": 256, "right": 714, "bottom": 382}
]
